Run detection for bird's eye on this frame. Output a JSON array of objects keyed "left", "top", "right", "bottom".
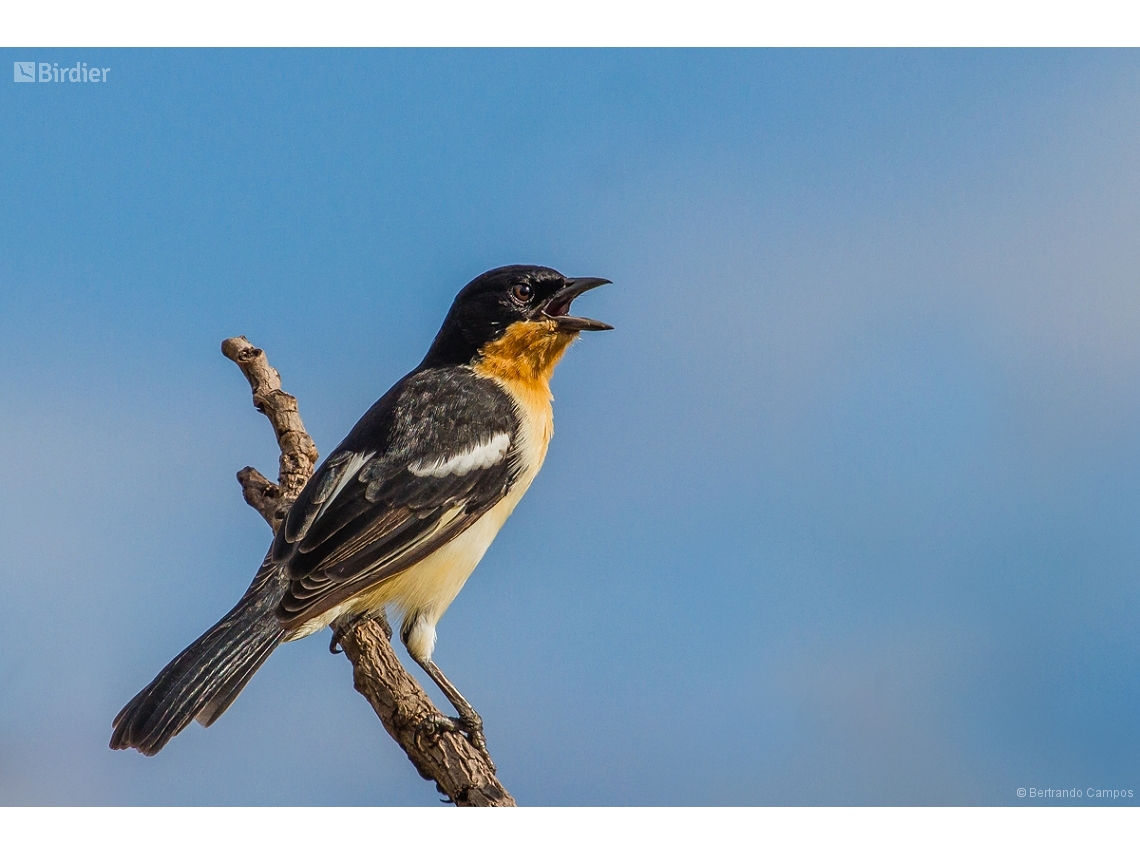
[{"left": 511, "top": 283, "right": 533, "bottom": 304}]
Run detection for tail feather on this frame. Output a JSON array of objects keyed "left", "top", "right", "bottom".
[
  {"left": 111, "top": 562, "right": 287, "bottom": 756},
  {"left": 195, "top": 630, "right": 281, "bottom": 727}
]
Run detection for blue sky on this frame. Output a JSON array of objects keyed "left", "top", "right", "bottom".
[{"left": 1, "top": 49, "right": 1139, "bottom": 805}]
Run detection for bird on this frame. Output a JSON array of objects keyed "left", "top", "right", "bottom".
[{"left": 110, "top": 264, "right": 611, "bottom": 757}]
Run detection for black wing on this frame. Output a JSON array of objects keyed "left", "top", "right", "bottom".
[{"left": 270, "top": 365, "right": 521, "bottom": 631}]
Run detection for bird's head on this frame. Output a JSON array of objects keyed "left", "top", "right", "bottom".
[{"left": 422, "top": 265, "right": 612, "bottom": 381}]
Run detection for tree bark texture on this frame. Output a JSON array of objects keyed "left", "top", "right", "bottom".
[{"left": 221, "top": 336, "right": 515, "bottom": 807}]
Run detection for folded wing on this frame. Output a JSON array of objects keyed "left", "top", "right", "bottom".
[{"left": 270, "top": 366, "right": 520, "bottom": 630}]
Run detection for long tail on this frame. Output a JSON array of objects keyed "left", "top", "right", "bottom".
[{"left": 110, "top": 561, "right": 287, "bottom": 756}]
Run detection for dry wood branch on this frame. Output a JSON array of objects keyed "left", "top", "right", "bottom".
[
  {"left": 222, "top": 336, "right": 320, "bottom": 532},
  {"left": 340, "top": 618, "right": 516, "bottom": 806},
  {"left": 222, "top": 335, "right": 513, "bottom": 806}
]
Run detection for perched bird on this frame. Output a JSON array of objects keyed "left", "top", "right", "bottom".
[{"left": 110, "top": 265, "right": 611, "bottom": 756}]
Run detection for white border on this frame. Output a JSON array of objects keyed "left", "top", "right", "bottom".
[
  {"left": 4, "top": 2, "right": 1138, "bottom": 846},
  {"left": 3, "top": 1, "right": 1140, "bottom": 47},
  {"left": 3, "top": 806, "right": 1138, "bottom": 853}
]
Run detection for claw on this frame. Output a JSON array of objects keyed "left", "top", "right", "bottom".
[
  {"left": 329, "top": 611, "right": 392, "bottom": 654},
  {"left": 409, "top": 655, "right": 495, "bottom": 769},
  {"left": 328, "top": 619, "right": 358, "bottom": 655},
  {"left": 416, "top": 713, "right": 460, "bottom": 741},
  {"left": 458, "top": 714, "right": 485, "bottom": 750},
  {"left": 455, "top": 714, "right": 493, "bottom": 771},
  {"left": 412, "top": 713, "right": 493, "bottom": 769},
  {"left": 375, "top": 612, "right": 394, "bottom": 641}
]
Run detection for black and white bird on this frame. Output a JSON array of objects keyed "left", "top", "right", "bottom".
[{"left": 110, "top": 265, "right": 611, "bottom": 756}]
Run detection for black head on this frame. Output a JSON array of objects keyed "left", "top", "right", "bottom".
[{"left": 421, "top": 265, "right": 612, "bottom": 368}]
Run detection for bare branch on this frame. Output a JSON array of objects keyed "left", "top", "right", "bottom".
[
  {"left": 339, "top": 618, "right": 516, "bottom": 806},
  {"left": 221, "top": 335, "right": 514, "bottom": 806},
  {"left": 222, "top": 335, "right": 320, "bottom": 531}
]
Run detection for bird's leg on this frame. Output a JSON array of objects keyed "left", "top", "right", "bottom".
[
  {"left": 329, "top": 609, "right": 392, "bottom": 654},
  {"left": 409, "top": 652, "right": 492, "bottom": 767}
]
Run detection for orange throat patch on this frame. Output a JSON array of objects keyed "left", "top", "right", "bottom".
[{"left": 473, "top": 319, "right": 577, "bottom": 395}]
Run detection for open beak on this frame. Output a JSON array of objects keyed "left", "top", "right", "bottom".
[{"left": 541, "top": 277, "right": 614, "bottom": 331}]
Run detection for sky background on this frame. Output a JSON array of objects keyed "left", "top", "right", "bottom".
[{"left": 1, "top": 49, "right": 1139, "bottom": 806}]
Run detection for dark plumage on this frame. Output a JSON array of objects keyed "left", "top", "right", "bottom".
[{"left": 111, "top": 265, "right": 611, "bottom": 756}]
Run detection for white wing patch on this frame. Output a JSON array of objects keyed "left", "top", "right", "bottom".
[
  {"left": 408, "top": 432, "right": 511, "bottom": 478},
  {"left": 321, "top": 451, "right": 374, "bottom": 510}
]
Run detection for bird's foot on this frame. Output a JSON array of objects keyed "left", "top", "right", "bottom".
[
  {"left": 413, "top": 712, "right": 494, "bottom": 771},
  {"left": 329, "top": 611, "right": 392, "bottom": 654},
  {"left": 454, "top": 710, "right": 494, "bottom": 771},
  {"left": 328, "top": 620, "right": 353, "bottom": 655},
  {"left": 415, "top": 713, "right": 460, "bottom": 740},
  {"left": 373, "top": 611, "right": 394, "bottom": 641},
  {"left": 457, "top": 710, "right": 486, "bottom": 752}
]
